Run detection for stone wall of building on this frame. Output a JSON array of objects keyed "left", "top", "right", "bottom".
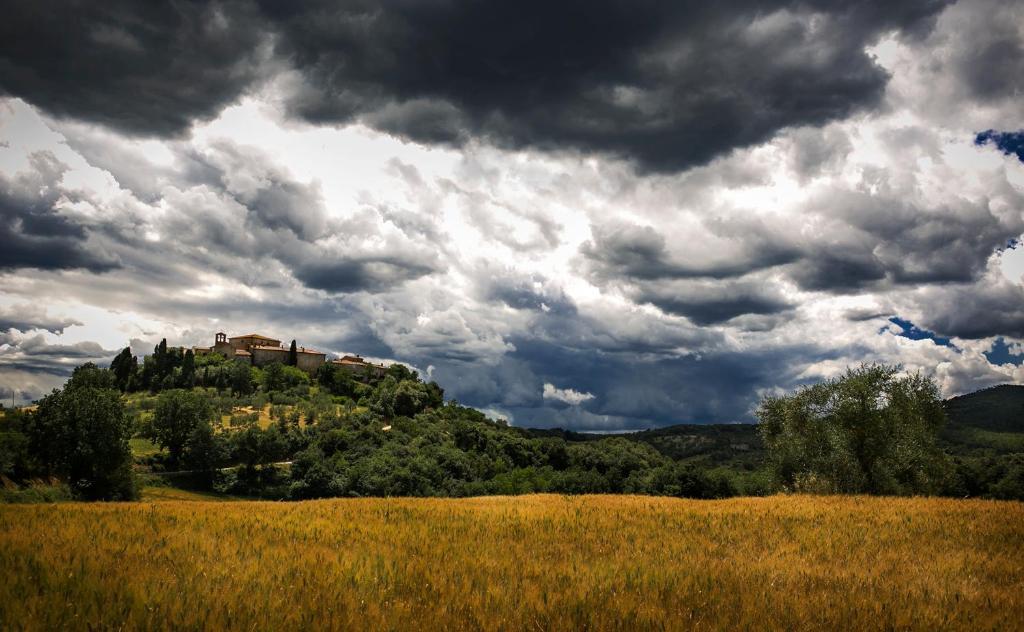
[
  {"left": 297, "top": 351, "right": 326, "bottom": 373},
  {"left": 229, "top": 335, "right": 281, "bottom": 351},
  {"left": 251, "top": 346, "right": 288, "bottom": 367},
  {"left": 201, "top": 332, "right": 327, "bottom": 373}
]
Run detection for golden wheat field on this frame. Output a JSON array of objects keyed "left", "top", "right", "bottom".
[{"left": 1, "top": 495, "right": 1022, "bottom": 631}]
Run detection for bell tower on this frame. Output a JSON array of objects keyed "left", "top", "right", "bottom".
[{"left": 213, "top": 332, "right": 231, "bottom": 356}]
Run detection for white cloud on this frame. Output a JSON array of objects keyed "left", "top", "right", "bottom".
[{"left": 543, "top": 383, "right": 596, "bottom": 406}]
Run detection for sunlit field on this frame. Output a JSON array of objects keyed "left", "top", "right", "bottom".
[{"left": 1, "top": 495, "right": 1021, "bottom": 630}]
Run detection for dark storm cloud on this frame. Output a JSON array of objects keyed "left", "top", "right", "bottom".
[
  {"left": 788, "top": 246, "right": 887, "bottom": 291},
  {"left": 632, "top": 281, "right": 793, "bottom": 325},
  {"left": 0, "top": 334, "right": 116, "bottom": 380},
  {"left": 786, "top": 126, "right": 854, "bottom": 181},
  {"left": 582, "top": 181, "right": 1020, "bottom": 307},
  {"left": 292, "top": 257, "right": 437, "bottom": 294},
  {"left": 264, "top": 0, "right": 951, "bottom": 172},
  {"left": 15, "top": 335, "right": 108, "bottom": 358},
  {"left": 843, "top": 308, "right": 891, "bottom": 322},
  {"left": 53, "top": 137, "right": 444, "bottom": 297},
  {"left": 580, "top": 221, "right": 799, "bottom": 282},
  {"left": 894, "top": 0, "right": 1024, "bottom": 125},
  {"left": 431, "top": 336, "right": 835, "bottom": 428},
  {"left": 579, "top": 219, "right": 799, "bottom": 327},
  {"left": 0, "top": 305, "right": 81, "bottom": 334},
  {"left": 0, "top": 1, "right": 269, "bottom": 136},
  {"left": 914, "top": 279, "right": 1024, "bottom": 340},
  {"left": 477, "top": 268, "right": 575, "bottom": 313},
  {"left": 0, "top": 151, "right": 120, "bottom": 273},
  {"left": 788, "top": 188, "right": 1022, "bottom": 292},
  {"left": 2, "top": 1, "right": 950, "bottom": 170},
  {"left": 195, "top": 141, "right": 330, "bottom": 241},
  {"left": 946, "top": 2, "right": 1024, "bottom": 105},
  {"left": 0, "top": 332, "right": 120, "bottom": 402}
]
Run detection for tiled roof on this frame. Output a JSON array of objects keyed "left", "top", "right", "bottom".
[
  {"left": 332, "top": 355, "right": 385, "bottom": 369},
  {"left": 229, "top": 334, "right": 280, "bottom": 341},
  {"left": 250, "top": 344, "right": 324, "bottom": 355},
  {"left": 234, "top": 350, "right": 252, "bottom": 356}
]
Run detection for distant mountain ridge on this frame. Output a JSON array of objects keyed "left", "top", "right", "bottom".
[
  {"left": 940, "top": 384, "right": 1024, "bottom": 455},
  {"left": 943, "top": 384, "right": 1024, "bottom": 433}
]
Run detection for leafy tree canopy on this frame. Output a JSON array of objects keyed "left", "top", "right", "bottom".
[
  {"left": 27, "top": 364, "right": 136, "bottom": 500},
  {"left": 757, "top": 364, "right": 948, "bottom": 495}
]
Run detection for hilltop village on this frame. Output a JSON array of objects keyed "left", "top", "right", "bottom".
[{"left": 193, "top": 332, "right": 386, "bottom": 377}]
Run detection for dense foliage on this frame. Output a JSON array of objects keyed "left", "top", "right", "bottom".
[
  {"left": 940, "top": 384, "right": 1024, "bottom": 500},
  {"left": 2, "top": 352, "right": 1021, "bottom": 502},
  {"left": 757, "top": 365, "right": 949, "bottom": 495},
  {"left": 149, "top": 390, "right": 214, "bottom": 466},
  {"left": 6, "top": 364, "right": 136, "bottom": 500}
]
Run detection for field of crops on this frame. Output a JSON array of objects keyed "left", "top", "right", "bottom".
[{"left": 1, "top": 495, "right": 1022, "bottom": 630}]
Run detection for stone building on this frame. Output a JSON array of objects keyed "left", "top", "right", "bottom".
[
  {"left": 330, "top": 354, "right": 387, "bottom": 378},
  {"left": 196, "top": 332, "right": 327, "bottom": 373}
]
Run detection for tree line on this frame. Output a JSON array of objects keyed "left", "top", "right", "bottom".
[{"left": 1, "top": 354, "right": 1021, "bottom": 502}]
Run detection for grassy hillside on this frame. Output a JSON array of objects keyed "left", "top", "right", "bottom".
[
  {"left": 530, "top": 423, "right": 764, "bottom": 463},
  {"left": 1, "top": 495, "right": 1021, "bottom": 631},
  {"left": 945, "top": 384, "right": 1024, "bottom": 433},
  {"left": 942, "top": 385, "right": 1024, "bottom": 454}
]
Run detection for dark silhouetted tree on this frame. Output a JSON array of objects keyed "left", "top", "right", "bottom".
[
  {"left": 27, "top": 363, "right": 136, "bottom": 500},
  {"left": 109, "top": 347, "right": 137, "bottom": 392},
  {"left": 180, "top": 349, "right": 196, "bottom": 388}
]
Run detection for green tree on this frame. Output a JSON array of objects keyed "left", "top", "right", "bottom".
[
  {"left": 288, "top": 447, "right": 345, "bottom": 499},
  {"left": 262, "top": 362, "right": 308, "bottom": 392},
  {"left": 27, "top": 364, "right": 136, "bottom": 500},
  {"left": 288, "top": 340, "right": 298, "bottom": 366},
  {"left": 182, "top": 421, "right": 228, "bottom": 486},
  {"left": 179, "top": 349, "right": 196, "bottom": 388},
  {"left": 316, "top": 363, "right": 357, "bottom": 398},
  {"left": 229, "top": 361, "right": 255, "bottom": 395},
  {"left": 757, "top": 364, "right": 948, "bottom": 495},
  {"left": 0, "top": 408, "right": 32, "bottom": 481},
  {"left": 263, "top": 362, "right": 286, "bottom": 392},
  {"left": 386, "top": 363, "right": 417, "bottom": 382},
  {"left": 109, "top": 347, "right": 137, "bottom": 392},
  {"left": 66, "top": 362, "right": 118, "bottom": 390},
  {"left": 368, "top": 377, "right": 438, "bottom": 418},
  {"left": 151, "top": 389, "right": 213, "bottom": 466}
]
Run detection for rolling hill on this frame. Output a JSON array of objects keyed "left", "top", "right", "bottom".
[{"left": 941, "top": 384, "right": 1024, "bottom": 455}]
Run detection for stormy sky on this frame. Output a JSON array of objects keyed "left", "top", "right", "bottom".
[{"left": 1, "top": 0, "right": 1022, "bottom": 429}]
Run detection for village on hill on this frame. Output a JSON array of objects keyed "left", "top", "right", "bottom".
[{"left": 192, "top": 332, "right": 386, "bottom": 378}]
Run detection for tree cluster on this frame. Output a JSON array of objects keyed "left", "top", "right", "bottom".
[
  {"left": 0, "top": 364, "right": 136, "bottom": 500},
  {"left": 757, "top": 364, "right": 950, "bottom": 495},
  {"left": 5, "top": 354, "right": 1020, "bottom": 504}
]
